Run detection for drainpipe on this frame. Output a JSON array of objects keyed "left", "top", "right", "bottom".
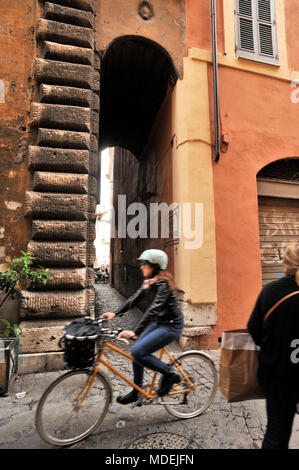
[{"left": 211, "top": 0, "right": 220, "bottom": 163}]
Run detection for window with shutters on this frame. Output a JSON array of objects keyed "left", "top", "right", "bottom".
[{"left": 234, "top": 0, "right": 279, "bottom": 65}]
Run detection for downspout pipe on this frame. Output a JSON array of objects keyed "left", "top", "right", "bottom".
[{"left": 211, "top": 0, "right": 220, "bottom": 163}]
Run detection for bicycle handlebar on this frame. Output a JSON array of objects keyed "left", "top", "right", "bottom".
[{"left": 96, "top": 319, "right": 132, "bottom": 345}]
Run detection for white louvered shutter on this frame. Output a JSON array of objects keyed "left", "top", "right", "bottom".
[{"left": 235, "top": 0, "right": 279, "bottom": 65}]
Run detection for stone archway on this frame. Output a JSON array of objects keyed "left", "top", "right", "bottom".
[{"left": 99, "top": 36, "right": 178, "bottom": 298}]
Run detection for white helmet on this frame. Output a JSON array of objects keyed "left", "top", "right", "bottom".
[{"left": 138, "top": 249, "right": 168, "bottom": 270}]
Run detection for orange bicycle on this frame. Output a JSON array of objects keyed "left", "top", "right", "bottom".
[{"left": 35, "top": 322, "right": 217, "bottom": 446}]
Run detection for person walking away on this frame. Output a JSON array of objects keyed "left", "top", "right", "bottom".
[
  {"left": 247, "top": 242, "right": 299, "bottom": 449},
  {"left": 100, "top": 249, "right": 184, "bottom": 404}
]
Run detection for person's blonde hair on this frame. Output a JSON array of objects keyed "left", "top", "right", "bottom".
[{"left": 283, "top": 242, "right": 299, "bottom": 279}]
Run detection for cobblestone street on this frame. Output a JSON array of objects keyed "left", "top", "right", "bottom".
[{"left": 0, "top": 284, "right": 298, "bottom": 451}]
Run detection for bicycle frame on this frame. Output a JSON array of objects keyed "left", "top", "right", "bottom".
[{"left": 74, "top": 341, "right": 195, "bottom": 410}]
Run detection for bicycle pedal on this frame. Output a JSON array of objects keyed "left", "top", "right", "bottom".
[{"left": 129, "top": 401, "right": 142, "bottom": 408}]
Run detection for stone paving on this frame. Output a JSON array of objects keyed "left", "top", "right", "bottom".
[{"left": 0, "top": 283, "right": 298, "bottom": 450}]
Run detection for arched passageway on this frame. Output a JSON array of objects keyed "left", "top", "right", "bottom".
[
  {"left": 99, "top": 36, "right": 177, "bottom": 156},
  {"left": 96, "top": 36, "right": 178, "bottom": 296}
]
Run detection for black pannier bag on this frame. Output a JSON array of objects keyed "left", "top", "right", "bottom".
[{"left": 59, "top": 317, "right": 101, "bottom": 369}]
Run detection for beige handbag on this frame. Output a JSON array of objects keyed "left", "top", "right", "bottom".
[{"left": 218, "top": 291, "right": 299, "bottom": 403}]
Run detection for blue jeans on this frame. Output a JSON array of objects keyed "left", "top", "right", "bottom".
[{"left": 130, "top": 316, "right": 184, "bottom": 387}]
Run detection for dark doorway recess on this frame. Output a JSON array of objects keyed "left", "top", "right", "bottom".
[{"left": 99, "top": 36, "right": 178, "bottom": 157}]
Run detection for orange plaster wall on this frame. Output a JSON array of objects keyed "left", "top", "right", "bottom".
[
  {"left": 284, "top": 0, "right": 299, "bottom": 71},
  {"left": 206, "top": 66, "right": 299, "bottom": 348},
  {"left": 185, "top": 0, "right": 224, "bottom": 54},
  {"left": 0, "top": 0, "right": 35, "bottom": 264},
  {"left": 95, "top": 0, "right": 186, "bottom": 76}
]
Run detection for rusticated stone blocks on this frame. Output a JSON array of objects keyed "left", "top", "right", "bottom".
[
  {"left": 37, "top": 128, "right": 91, "bottom": 150},
  {"left": 44, "top": 2, "right": 94, "bottom": 29},
  {"left": 27, "top": 241, "right": 87, "bottom": 267},
  {"left": 39, "top": 0, "right": 95, "bottom": 13},
  {"left": 36, "top": 18, "right": 94, "bottom": 49},
  {"left": 20, "top": 290, "right": 88, "bottom": 318},
  {"left": 34, "top": 58, "right": 99, "bottom": 90},
  {"left": 33, "top": 171, "right": 89, "bottom": 193},
  {"left": 24, "top": 191, "right": 89, "bottom": 220},
  {"left": 39, "top": 84, "right": 92, "bottom": 107},
  {"left": 33, "top": 171, "right": 97, "bottom": 195},
  {"left": 28, "top": 146, "right": 90, "bottom": 173},
  {"left": 30, "top": 102, "right": 91, "bottom": 132},
  {"left": 33, "top": 268, "right": 88, "bottom": 290},
  {"left": 32, "top": 220, "right": 88, "bottom": 241},
  {"left": 89, "top": 151, "right": 98, "bottom": 177},
  {"left": 43, "top": 41, "right": 94, "bottom": 66},
  {"left": 23, "top": 0, "right": 97, "bottom": 331}
]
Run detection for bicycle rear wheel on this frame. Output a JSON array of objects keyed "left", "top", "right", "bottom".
[
  {"left": 162, "top": 351, "right": 217, "bottom": 419},
  {"left": 35, "top": 369, "right": 112, "bottom": 446}
]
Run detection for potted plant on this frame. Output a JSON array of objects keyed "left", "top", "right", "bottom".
[{"left": 0, "top": 251, "right": 51, "bottom": 395}]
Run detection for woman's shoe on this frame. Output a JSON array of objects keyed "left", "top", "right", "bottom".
[
  {"left": 116, "top": 389, "right": 138, "bottom": 405},
  {"left": 158, "top": 371, "right": 181, "bottom": 397}
]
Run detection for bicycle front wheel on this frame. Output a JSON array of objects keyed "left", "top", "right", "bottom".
[
  {"left": 35, "top": 369, "right": 112, "bottom": 447},
  {"left": 162, "top": 351, "right": 217, "bottom": 419}
]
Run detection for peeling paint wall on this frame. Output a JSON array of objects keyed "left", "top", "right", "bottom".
[{"left": 0, "top": 0, "right": 34, "bottom": 263}]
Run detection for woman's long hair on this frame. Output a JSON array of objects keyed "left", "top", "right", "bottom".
[{"left": 146, "top": 264, "right": 176, "bottom": 291}]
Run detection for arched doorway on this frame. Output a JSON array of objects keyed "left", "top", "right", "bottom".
[
  {"left": 99, "top": 35, "right": 178, "bottom": 156},
  {"left": 257, "top": 158, "right": 299, "bottom": 285},
  {"left": 96, "top": 36, "right": 178, "bottom": 296}
]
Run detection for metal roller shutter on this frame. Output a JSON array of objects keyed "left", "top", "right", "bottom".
[{"left": 258, "top": 196, "right": 299, "bottom": 285}]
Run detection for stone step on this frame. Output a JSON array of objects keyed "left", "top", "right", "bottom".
[
  {"left": 18, "top": 351, "right": 65, "bottom": 374},
  {"left": 27, "top": 240, "right": 87, "bottom": 267},
  {"left": 34, "top": 58, "right": 99, "bottom": 90},
  {"left": 20, "top": 288, "right": 94, "bottom": 319},
  {"left": 30, "top": 102, "right": 91, "bottom": 132},
  {"left": 24, "top": 191, "right": 89, "bottom": 220},
  {"left": 44, "top": 2, "right": 94, "bottom": 28},
  {"left": 43, "top": 40, "right": 94, "bottom": 65},
  {"left": 36, "top": 18, "right": 93, "bottom": 49},
  {"left": 39, "top": 0, "right": 94, "bottom": 13},
  {"left": 28, "top": 146, "right": 91, "bottom": 173},
  {"left": 32, "top": 171, "right": 97, "bottom": 195}
]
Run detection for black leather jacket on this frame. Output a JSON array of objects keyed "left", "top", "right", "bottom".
[{"left": 114, "top": 279, "right": 183, "bottom": 336}]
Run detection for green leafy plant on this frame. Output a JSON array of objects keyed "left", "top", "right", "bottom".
[
  {"left": 0, "top": 251, "right": 52, "bottom": 335},
  {"left": 0, "top": 319, "right": 22, "bottom": 338}
]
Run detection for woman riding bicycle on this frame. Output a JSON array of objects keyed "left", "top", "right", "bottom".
[{"left": 100, "top": 249, "right": 184, "bottom": 404}]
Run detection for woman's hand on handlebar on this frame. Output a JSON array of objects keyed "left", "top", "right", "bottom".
[
  {"left": 100, "top": 312, "right": 116, "bottom": 320},
  {"left": 117, "top": 330, "right": 137, "bottom": 341}
]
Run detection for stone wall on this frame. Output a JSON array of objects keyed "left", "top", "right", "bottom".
[{"left": 20, "top": 0, "right": 100, "bottom": 358}]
